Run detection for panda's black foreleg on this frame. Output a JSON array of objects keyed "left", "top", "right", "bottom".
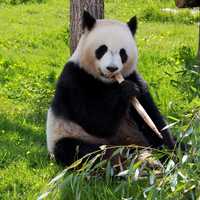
[
  {"left": 126, "top": 72, "right": 176, "bottom": 149},
  {"left": 54, "top": 138, "right": 101, "bottom": 166},
  {"left": 137, "top": 91, "right": 176, "bottom": 149}
]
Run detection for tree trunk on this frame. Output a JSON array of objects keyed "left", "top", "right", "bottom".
[
  {"left": 70, "top": 0, "right": 104, "bottom": 54},
  {"left": 175, "top": 0, "right": 200, "bottom": 8}
]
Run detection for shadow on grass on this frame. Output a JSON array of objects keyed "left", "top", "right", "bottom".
[{"left": 0, "top": 113, "right": 49, "bottom": 169}]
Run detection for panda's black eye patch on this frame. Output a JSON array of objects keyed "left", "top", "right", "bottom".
[
  {"left": 95, "top": 45, "right": 108, "bottom": 59},
  {"left": 120, "top": 48, "right": 128, "bottom": 63}
]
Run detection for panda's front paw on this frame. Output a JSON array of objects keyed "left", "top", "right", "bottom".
[
  {"left": 120, "top": 80, "right": 140, "bottom": 98},
  {"left": 139, "top": 80, "right": 148, "bottom": 95}
]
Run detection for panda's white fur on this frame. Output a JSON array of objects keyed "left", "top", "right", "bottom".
[
  {"left": 47, "top": 108, "right": 108, "bottom": 154},
  {"left": 70, "top": 19, "right": 138, "bottom": 82}
]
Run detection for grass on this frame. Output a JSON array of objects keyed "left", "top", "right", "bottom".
[{"left": 0, "top": 0, "right": 199, "bottom": 199}]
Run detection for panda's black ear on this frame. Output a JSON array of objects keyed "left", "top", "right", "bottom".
[
  {"left": 82, "top": 11, "right": 96, "bottom": 31},
  {"left": 127, "top": 16, "right": 137, "bottom": 36}
]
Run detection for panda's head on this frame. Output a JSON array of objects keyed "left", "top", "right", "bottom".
[{"left": 70, "top": 11, "right": 138, "bottom": 82}]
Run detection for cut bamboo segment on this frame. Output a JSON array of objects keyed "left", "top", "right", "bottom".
[{"left": 115, "top": 73, "right": 163, "bottom": 139}]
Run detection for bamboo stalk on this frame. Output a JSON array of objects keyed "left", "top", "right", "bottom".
[{"left": 115, "top": 73, "right": 163, "bottom": 139}]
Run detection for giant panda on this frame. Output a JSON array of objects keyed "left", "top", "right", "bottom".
[{"left": 46, "top": 11, "right": 176, "bottom": 166}]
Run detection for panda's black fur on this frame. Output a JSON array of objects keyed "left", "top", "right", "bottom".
[
  {"left": 47, "top": 11, "right": 176, "bottom": 166},
  {"left": 51, "top": 62, "right": 175, "bottom": 165}
]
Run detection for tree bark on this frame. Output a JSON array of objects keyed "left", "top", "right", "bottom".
[
  {"left": 175, "top": 0, "right": 200, "bottom": 8},
  {"left": 70, "top": 0, "right": 104, "bottom": 54}
]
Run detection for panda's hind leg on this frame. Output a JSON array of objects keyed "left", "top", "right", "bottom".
[{"left": 54, "top": 138, "right": 101, "bottom": 166}]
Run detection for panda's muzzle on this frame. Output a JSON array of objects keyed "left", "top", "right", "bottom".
[{"left": 106, "top": 66, "right": 118, "bottom": 73}]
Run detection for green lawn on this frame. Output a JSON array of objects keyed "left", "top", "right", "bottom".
[{"left": 0, "top": 0, "right": 199, "bottom": 199}]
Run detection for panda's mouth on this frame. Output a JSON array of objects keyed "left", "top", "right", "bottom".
[
  {"left": 100, "top": 72, "right": 116, "bottom": 80},
  {"left": 98, "top": 66, "right": 120, "bottom": 81}
]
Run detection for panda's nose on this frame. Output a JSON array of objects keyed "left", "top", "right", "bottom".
[{"left": 106, "top": 66, "right": 118, "bottom": 72}]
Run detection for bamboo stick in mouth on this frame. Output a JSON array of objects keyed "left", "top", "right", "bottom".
[{"left": 115, "top": 73, "right": 163, "bottom": 139}]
